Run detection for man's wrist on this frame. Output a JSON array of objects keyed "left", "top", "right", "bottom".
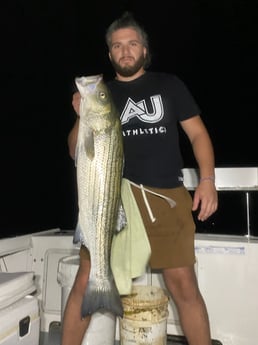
[{"left": 200, "top": 176, "right": 215, "bottom": 183}]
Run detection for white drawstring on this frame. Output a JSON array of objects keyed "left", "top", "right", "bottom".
[
  {"left": 129, "top": 181, "right": 176, "bottom": 223},
  {"left": 140, "top": 184, "right": 156, "bottom": 222}
]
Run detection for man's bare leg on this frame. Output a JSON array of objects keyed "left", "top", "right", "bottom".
[
  {"left": 163, "top": 265, "right": 212, "bottom": 345},
  {"left": 61, "top": 258, "right": 91, "bottom": 345}
]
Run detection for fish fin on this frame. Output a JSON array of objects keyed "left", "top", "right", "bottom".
[
  {"left": 73, "top": 223, "right": 80, "bottom": 244},
  {"left": 115, "top": 202, "right": 127, "bottom": 233},
  {"left": 74, "top": 142, "right": 79, "bottom": 167},
  {"left": 85, "top": 127, "right": 95, "bottom": 160},
  {"left": 73, "top": 221, "right": 90, "bottom": 250},
  {"left": 81, "top": 278, "right": 123, "bottom": 318}
]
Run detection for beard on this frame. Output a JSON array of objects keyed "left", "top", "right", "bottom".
[{"left": 110, "top": 54, "right": 146, "bottom": 77}]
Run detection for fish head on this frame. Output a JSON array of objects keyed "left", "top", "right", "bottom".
[{"left": 75, "top": 74, "right": 115, "bottom": 131}]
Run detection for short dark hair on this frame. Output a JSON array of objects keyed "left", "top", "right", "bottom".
[{"left": 105, "top": 11, "right": 151, "bottom": 69}]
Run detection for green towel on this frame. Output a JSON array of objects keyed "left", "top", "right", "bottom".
[{"left": 111, "top": 178, "right": 151, "bottom": 295}]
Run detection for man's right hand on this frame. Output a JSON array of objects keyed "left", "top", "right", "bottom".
[
  {"left": 68, "top": 92, "right": 81, "bottom": 159},
  {"left": 72, "top": 91, "right": 81, "bottom": 115}
]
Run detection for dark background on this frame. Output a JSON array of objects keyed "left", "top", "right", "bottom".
[{"left": 1, "top": 0, "right": 257, "bottom": 237}]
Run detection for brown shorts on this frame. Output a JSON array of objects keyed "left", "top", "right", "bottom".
[
  {"left": 79, "top": 185, "right": 196, "bottom": 270},
  {"left": 130, "top": 185, "right": 196, "bottom": 269}
]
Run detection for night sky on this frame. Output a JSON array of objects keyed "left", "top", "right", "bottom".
[{"left": 2, "top": 0, "right": 258, "bottom": 236}]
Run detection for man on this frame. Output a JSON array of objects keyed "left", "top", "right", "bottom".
[{"left": 62, "top": 11, "right": 218, "bottom": 345}]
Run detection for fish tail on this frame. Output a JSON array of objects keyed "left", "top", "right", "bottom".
[
  {"left": 73, "top": 222, "right": 81, "bottom": 244},
  {"left": 81, "top": 280, "right": 123, "bottom": 319}
]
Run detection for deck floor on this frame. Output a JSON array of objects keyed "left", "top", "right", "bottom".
[
  {"left": 40, "top": 322, "right": 120, "bottom": 345},
  {"left": 40, "top": 323, "right": 222, "bottom": 345}
]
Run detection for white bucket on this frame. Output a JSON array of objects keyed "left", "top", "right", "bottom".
[
  {"left": 120, "top": 285, "right": 169, "bottom": 345},
  {"left": 57, "top": 255, "right": 116, "bottom": 345},
  {"left": 57, "top": 255, "right": 80, "bottom": 319}
]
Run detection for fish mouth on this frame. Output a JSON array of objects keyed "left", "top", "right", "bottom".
[
  {"left": 75, "top": 74, "right": 103, "bottom": 87},
  {"left": 75, "top": 74, "right": 104, "bottom": 96}
]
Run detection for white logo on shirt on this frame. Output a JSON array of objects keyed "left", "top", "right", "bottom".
[{"left": 120, "top": 95, "right": 164, "bottom": 124}]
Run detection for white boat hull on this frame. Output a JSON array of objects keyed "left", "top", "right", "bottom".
[{"left": 1, "top": 168, "right": 258, "bottom": 345}]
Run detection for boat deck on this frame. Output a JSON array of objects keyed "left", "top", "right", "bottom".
[{"left": 39, "top": 322, "right": 222, "bottom": 345}]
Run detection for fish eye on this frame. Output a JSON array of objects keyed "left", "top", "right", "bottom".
[{"left": 99, "top": 91, "right": 106, "bottom": 99}]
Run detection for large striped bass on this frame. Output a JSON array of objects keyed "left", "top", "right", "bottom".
[{"left": 73, "top": 74, "right": 125, "bottom": 319}]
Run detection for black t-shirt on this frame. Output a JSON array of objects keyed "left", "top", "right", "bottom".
[{"left": 107, "top": 71, "right": 201, "bottom": 188}]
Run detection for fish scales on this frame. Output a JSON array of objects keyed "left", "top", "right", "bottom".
[{"left": 73, "top": 74, "right": 125, "bottom": 319}]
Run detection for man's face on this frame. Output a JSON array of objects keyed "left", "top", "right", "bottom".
[{"left": 109, "top": 27, "right": 147, "bottom": 77}]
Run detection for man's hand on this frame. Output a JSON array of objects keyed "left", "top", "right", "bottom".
[
  {"left": 72, "top": 91, "right": 81, "bottom": 115},
  {"left": 192, "top": 181, "right": 218, "bottom": 221}
]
